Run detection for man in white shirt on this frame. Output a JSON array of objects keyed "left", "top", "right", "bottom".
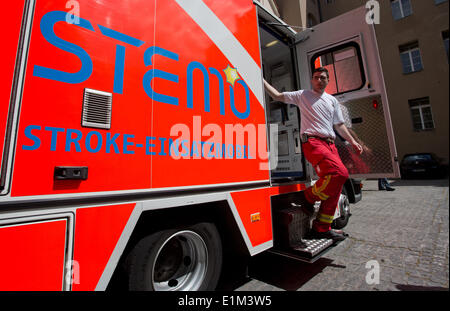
[{"left": 264, "top": 67, "right": 363, "bottom": 242}]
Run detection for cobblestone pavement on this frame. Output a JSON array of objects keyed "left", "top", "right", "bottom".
[{"left": 234, "top": 178, "right": 449, "bottom": 291}]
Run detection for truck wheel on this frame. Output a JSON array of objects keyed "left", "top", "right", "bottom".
[
  {"left": 126, "top": 222, "right": 222, "bottom": 291},
  {"left": 332, "top": 187, "right": 351, "bottom": 230}
]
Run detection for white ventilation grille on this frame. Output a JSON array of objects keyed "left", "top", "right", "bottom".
[{"left": 82, "top": 88, "right": 112, "bottom": 129}]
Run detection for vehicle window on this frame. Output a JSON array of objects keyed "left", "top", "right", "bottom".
[{"left": 310, "top": 43, "right": 365, "bottom": 95}]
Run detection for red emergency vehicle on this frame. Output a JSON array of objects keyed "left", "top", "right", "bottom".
[{"left": 0, "top": 0, "right": 399, "bottom": 291}]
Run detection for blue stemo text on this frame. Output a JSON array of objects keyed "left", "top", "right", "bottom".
[{"left": 33, "top": 10, "right": 251, "bottom": 119}]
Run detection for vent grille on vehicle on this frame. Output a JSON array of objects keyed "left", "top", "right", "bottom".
[{"left": 82, "top": 88, "right": 112, "bottom": 129}]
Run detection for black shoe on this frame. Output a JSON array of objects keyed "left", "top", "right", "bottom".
[
  {"left": 309, "top": 229, "right": 347, "bottom": 242},
  {"left": 378, "top": 187, "right": 386, "bottom": 191},
  {"left": 385, "top": 186, "right": 395, "bottom": 191}
]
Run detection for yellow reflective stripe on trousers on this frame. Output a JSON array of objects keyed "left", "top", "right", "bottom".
[
  {"left": 317, "top": 213, "right": 334, "bottom": 224},
  {"left": 312, "top": 175, "right": 331, "bottom": 200}
]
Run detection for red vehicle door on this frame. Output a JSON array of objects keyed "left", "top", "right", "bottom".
[
  {"left": 0, "top": 1, "right": 26, "bottom": 192},
  {"left": 7, "top": 0, "right": 268, "bottom": 199}
]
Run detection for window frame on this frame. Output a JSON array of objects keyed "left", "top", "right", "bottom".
[
  {"left": 408, "top": 97, "right": 435, "bottom": 131},
  {"left": 442, "top": 30, "right": 449, "bottom": 61},
  {"left": 399, "top": 42, "right": 423, "bottom": 74},
  {"left": 391, "top": 0, "right": 413, "bottom": 20},
  {"left": 309, "top": 41, "right": 366, "bottom": 96},
  {"left": 434, "top": 0, "right": 448, "bottom": 5}
]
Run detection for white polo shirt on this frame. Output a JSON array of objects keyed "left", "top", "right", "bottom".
[{"left": 282, "top": 90, "right": 345, "bottom": 139}]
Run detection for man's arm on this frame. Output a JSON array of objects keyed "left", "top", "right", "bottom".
[
  {"left": 334, "top": 123, "right": 363, "bottom": 155},
  {"left": 346, "top": 127, "right": 373, "bottom": 155},
  {"left": 263, "top": 79, "right": 285, "bottom": 102}
]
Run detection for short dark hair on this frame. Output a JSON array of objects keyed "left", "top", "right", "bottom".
[{"left": 313, "top": 67, "right": 329, "bottom": 79}]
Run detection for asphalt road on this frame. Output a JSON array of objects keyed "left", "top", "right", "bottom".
[{"left": 218, "top": 178, "right": 449, "bottom": 291}]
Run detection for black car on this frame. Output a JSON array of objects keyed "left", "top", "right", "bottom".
[{"left": 400, "top": 153, "right": 448, "bottom": 179}]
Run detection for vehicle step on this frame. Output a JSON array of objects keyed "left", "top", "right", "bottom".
[{"left": 268, "top": 238, "right": 341, "bottom": 263}]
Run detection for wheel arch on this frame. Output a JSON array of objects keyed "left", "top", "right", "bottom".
[
  {"left": 343, "top": 179, "right": 354, "bottom": 202},
  {"left": 106, "top": 199, "right": 249, "bottom": 291}
]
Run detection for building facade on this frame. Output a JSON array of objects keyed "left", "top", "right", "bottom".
[{"left": 261, "top": 0, "right": 449, "bottom": 165}]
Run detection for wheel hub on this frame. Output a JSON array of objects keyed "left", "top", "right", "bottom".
[{"left": 152, "top": 230, "right": 208, "bottom": 291}]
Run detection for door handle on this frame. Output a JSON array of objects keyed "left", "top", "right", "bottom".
[{"left": 54, "top": 166, "right": 88, "bottom": 180}]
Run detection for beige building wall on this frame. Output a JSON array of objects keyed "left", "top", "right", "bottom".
[
  {"left": 274, "top": 0, "right": 449, "bottom": 163},
  {"left": 318, "top": 0, "right": 449, "bottom": 163},
  {"left": 270, "top": 0, "right": 321, "bottom": 29},
  {"left": 276, "top": 0, "right": 304, "bottom": 28},
  {"left": 256, "top": 0, "right": 281, "bottom": 17}
]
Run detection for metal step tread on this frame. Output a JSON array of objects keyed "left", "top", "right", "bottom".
[{"left": 269, "top": 238, "right": 341, "bottom": 263}]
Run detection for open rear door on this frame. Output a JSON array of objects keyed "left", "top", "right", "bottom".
[
  {"left": 256, "top": 4, "right": 308, "bottom": 184},
  {"left": 295, "top": 6, "right": 400, "bottom": 179}
]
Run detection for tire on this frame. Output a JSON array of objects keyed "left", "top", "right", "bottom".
[
  {"left": 126, "top": 222, "right": 222, "bottom": 291},
  {"left": 331, "top": 187, "right": 351, "bottom": 230}
]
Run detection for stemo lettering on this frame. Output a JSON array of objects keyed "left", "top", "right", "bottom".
[{"left": 33, "top": 10, "right": 251, "bottom": 120}]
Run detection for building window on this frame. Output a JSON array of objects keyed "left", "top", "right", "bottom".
[
  {"left": 409, "top": 97, "right": 435, "bottom": 131},
  {"left": 399, "top": 42, "right": 423, "bottom": 74},
  {"left": 391, "top": 0, "right": 412, "bottom": 20},
  {"left": 443, "top": 30, "right": 449, "bottom": 61},
  {"left": 434, "top": 0, "right": 447, "bottom": 5}
]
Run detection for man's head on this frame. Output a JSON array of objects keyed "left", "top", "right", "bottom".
[{"left": 311, "top": 67, "right": 329, "bottom": 93}]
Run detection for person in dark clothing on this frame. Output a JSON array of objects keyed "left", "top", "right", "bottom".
[{"left": 378, "top": 178, "right": 395, "bottom": 191}]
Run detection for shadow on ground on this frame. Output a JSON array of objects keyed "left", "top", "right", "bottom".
[
  {"left": 217, "top": 252, "right": 344, "bottom": 291},
  {"left": 250, "top": 253, "right": 342, "bottom": 291},
  {"left": 395, "top": 284, "right": 449, "bottom": 291},
  {"left": 389, "top": 178, "right": 448, "bottom": 188},
  {"left": 362, "top": 178, "right": 449, "bottom": 192}
]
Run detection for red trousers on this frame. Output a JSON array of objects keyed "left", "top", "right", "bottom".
[{"left": 302, "top": 138, "right": 349, "bottom": 232}]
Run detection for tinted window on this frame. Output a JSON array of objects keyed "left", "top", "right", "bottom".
[{"left": 311, "top": 43, "right": 365, "bottom": 95}]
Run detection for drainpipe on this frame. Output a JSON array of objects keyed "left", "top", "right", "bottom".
[
  {"left": 317, "top": 0, "right": 323, "bottom": 23},
  {"left": 268, "top": 0, "right": 280, "bottom": 17}
]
